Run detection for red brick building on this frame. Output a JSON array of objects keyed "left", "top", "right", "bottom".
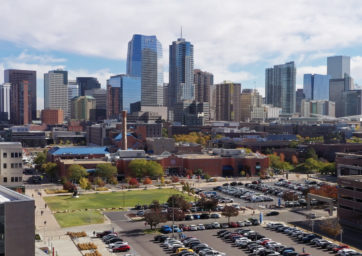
[{"left": 41, "top": 109, "right": 64, "bottom": 125}]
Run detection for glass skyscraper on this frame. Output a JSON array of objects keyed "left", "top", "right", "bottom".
[
  {"left": 265, "top": 61, "right": 296, "bottom": 114},
  {"left": 303, "top": 74, "right": 330, "bottom": 100},
  {"left": 126, "top": 34, "right": 163, "bottom": 106},
  {"left": 107, "top": 74, "right": 141, "bottom": 113},
  {"left": 327, "top": 56, "right": 350, "bottom": 79},
  {"left": 169, "top": 38, "right": 194, "bottom": 107}
]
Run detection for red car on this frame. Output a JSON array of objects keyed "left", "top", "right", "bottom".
[
  {"left": 113, "top": 245, "right": 131, "bottom": 252},
  {"left": 96, "top": 230, "right": 112, "bottom": 238},
  {"left": 230, "top": 222, "right": 238, "bottom": 228},
  {"left": 333, "top": 245, "right": 349, "bottom": 253}
]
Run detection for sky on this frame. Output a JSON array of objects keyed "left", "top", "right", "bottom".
[{"left": 1, "top": 0, "right": 362, "bottom": 110}]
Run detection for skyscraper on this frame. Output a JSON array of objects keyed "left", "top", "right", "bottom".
[
  {"left": 329, "top": 75, "right": 354, "bottom": 117},
  {"left": 343, "top": 90, "right": 362, "bottom": 116},
  {"left": 10, "top": 80, "right": 31, "bottom": 125},
  {"left": 0, "top": 83, "right": 11, "bottom": 121},
  {"left": 68, "top": 80, "right": 79, "bottom": 118},
  {"left": 4, "top": 69, "right": 36, "bottom": 120},
  {"left": 127, "top": 34, "right": 163, "bottom": 106},
  {"left": 265, "top": 61, "right": 296, "bottom": 114},
  {"left": 214, "top": 81, "right": 241, "bottom": 122},
  {"left": 327, "top": 56, "right": 350, "bottom": 79},
  {"left": 169, "top": 38, "right": 194, "bottom": 106},
  {"left": 76, "top": 77, "right": 101, "bottom": 96},
  {"left": 44, "top": 70, "right": 69, "bottom": 119},
  {"left": 71, "top": 96, "right": 96, "bottom": 121},
  {"left": 303, "top": 74, "right": 330, "bottom": 100},
  {"left": 240, "top": 89, "right": 262, "bottom": 121},
  {"left": 295, "top": 89, "right": 305, "bottom": 113},
  {"left": 194, "top": 69, "right": 213, "bottom": 103}
]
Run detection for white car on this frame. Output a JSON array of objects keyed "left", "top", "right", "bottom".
[
  {"left": 337, "top": 249, "right": 356, "bottom": 256},
  {"left": 212, "top": 222, "right": 220, "bottom": 228},
  {"left": 109, "top": 241, "right": 128, "bottom": 249},
  {"left": 190, "top": 225, "right": 198, "bottom": 231},
  {"left": 197, "top": 224, "right": 206, "bottom": 230},
  {"left": 234, "top": 238, "right": 250, "bottom": 245},
  {"left": 244, "top": 220, "right": 252, "bottom": 226}
]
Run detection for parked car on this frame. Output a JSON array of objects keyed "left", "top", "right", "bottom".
[
  {"left": 161, "top": 225, "right": 172, "bottom": 234},
  {"left": 113, "top": 244, "right": 130, "bottom": 252},
  {"left": 96, "top": 230, "right": 112, "bottom": 238},
  {"left": 266, "top": 211, "right": 279, "bottom": 216}
]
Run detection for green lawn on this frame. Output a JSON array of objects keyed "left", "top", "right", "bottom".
[
  {"left": 44, "top": 188, "right": 195, "bottom": 211},
  {"left": 54, "top": 210, "right": 104, "bottom": 228}
]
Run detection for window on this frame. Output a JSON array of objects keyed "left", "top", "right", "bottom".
[
  {"left": 10, "top": 163, "right": 14, "bottom": 168},
  {"left": 3, "top": 178, "right": 7, "bottom": 183},
  {"left": 19, "top": 152, "right": 22, "bottom": 157},
  {"left": 19, "top": 163, "right": 22, "bottom": 168},
  {"left": 15, "top": 152, "right": 18, "bottom": 158},
  {"left": 10, "top": 177, "right": 14, "bottom": 182},
  {"left": 3, "top": 164, "right": 6, "bottom": 169},
  {"left": 19, "top": 177, "right": 22, "bottom": 182},
  {"left": 10, "top": 153, "right": 14, "bottom": 158},
  {"left": 2, "top": 153, "right": 7, "bottom": 158},
  {"left": 14, "top": 177, "right": 18, "bottom": 182}
]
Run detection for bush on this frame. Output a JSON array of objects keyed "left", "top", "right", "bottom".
[
  {"left": 84, "top": 251, "right": 102, "bottom": 256},
  {"left": 129, "top": 178, "right": 139, "bottom": 186},
  {"left": 63, "top": 181, "right": 77, "bottom": 192},
  {"left": 171, "top": 176, "right": 179, "bottom": 183},
  {"left": 110, "top": 176, "right": 118, "bottom": 185},
  {"left": 45, "top": 189, "right": 69, "bottom": 194},
  {"left": 66, "top": 231, "right": 86, "bottom": 238},
  {"left": 95, "top": 187, "right": 108, "bottom": 191},
  {"left": 93, "top": 177, "right": 105, "bottom": 187},
  {"left": 77, "top": 242, "right": 97, "bottom": 250},
  {"left": 143, "top": 177, "right": 152, "bottom": 185}
]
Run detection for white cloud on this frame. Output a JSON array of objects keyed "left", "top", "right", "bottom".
[
  {"left": 1, "top": 0, "right": 362, "bottom": 86},
  {"left": 351, "top": 56, "right": 362, "bottom": 84}
]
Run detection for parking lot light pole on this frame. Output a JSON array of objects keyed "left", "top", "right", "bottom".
[{"left": 172, "top": 195, "right": 175, "bottom": 238}]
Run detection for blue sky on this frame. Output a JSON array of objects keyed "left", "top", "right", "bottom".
[{"left": 1, "top": 0, "right": 362, "bottom": 109}]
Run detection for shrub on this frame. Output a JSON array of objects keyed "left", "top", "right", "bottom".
[
  {"left": 171, "top": 176, "right": 179, "bottom": 183},
  {"left": 63, "top": 181, "right": 77, "bottom": 192},
  {"left": 77, "top": 242, "right": 97, "bottom": 250},
  {"left": 95, "top": 187, "right": 108, "bottom": 191},
  {"left": 66, "top": 231, "right": 86, "bottom": 238},
  {"left": 143, "top": 177, "right": 152, "bottom": 185},
  {"left": 110, "top": 176, "right": 118, "bottom": 185},
  {"left": 84, "top": 251, "right": 102, "bottom": 256},
  {"left": 186, "top": 169, "right": 193, "bottom": 177},
  {"left": 93, "top": 177, "right": 105, "bottom": 187},
  {"left": 129, "top": 178, "right": 139, "bottom": 186}
]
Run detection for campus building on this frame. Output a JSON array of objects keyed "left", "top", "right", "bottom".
[{"left": 0, "top": 142, "right": 24, "bottom": 188}]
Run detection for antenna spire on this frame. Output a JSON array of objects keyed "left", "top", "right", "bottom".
[{"left": 180, "top": 26, "right": 183, "bottom": 38}]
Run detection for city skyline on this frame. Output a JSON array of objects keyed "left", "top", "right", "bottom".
[{"left": 1, "top": 1, "right": 362, "bottom": 109}]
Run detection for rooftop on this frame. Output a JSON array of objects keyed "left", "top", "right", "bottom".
[
  {"left": 0, "top": 185, "right": 33, "bottom": 204},
  {"left": 49, "top": 146, "right": 109, "bottom": 156},
  {"left": 339, "top": 175, "right": 362, "bottom": 182},
  {"left": 60, "top": 159, "right": 109, "bottom": 165}
]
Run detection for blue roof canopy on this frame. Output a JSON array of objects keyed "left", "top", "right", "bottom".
[{"left": 50, "top": 147, "right": 109, "bottom": 156}]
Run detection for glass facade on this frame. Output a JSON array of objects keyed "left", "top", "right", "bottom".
[
  {"left": 127, "top": 34, "right": 163, "bottom": 106},
  {"left": 303, "top": 74, "right": 330, "bottom": 101},
  {"left": 169, "top": 38, "right": 194, "bottom": 106},
  {"left": 327, "top": 56, "right": 350, "bottom": 79}
]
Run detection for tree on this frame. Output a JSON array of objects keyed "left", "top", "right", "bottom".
[
  {"left": 68, "top": 164, "right": 88, "bottom": 183},
  {"left": 95, "top": 163, "right": 117, "bottom": 182},
  {"left": 291, "top": 155, "right": 299, "bottom": 165},
  {"left": 128, "top": 159, "right": 164, "bottom": 178},
  {"left": 79, "top": 177, "right": 91, "bottom": 190},
  {"left": 167, "top": 194, "right": 190, "bottom": 211},
  {"left": 197, "top": 198, "right": 218, "bottom": 211},
  {"left": 42, "top": 162, "right": 58, "bottom": 180},
  {"left": 149, "top": 200, "right": 161, "bottom": 211},
  {"left": 63, "top": 181, "right": 77, "bottom": 192},
  {"left": 93, "top": 177, "right": 105, "bottom": 187},
  {"left": 34, "top": 151, "right": 47, "bottom": 169},
  {"left": 319, "top": 219, "right": 342, "bottom": 238},
  {"left": 167, "top": 208, "right": 185, "bottom": 221},
  {"left": 144, "top": 210, "right": 167, "bottom": 230},
  {"left": 309, "top": 184, "right": 338, "bottom": 199},
  {"left": 221, "top": 205, "right": 239, "bottom": 224},
  {"left": 306, "top": 147, "right": 318, "bottom": 160},
  {"left": 303, "top": 158, "right": 324, "bottom": 173},
  {"left": 147, "top": 161, "right": 164, "bottom": 178}
]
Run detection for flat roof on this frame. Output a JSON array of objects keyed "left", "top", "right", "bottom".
[
  {"left": 49, "top": 146, "right": 109, "bottom": 156},
  {"left": 0, "top": 186, "right": 33, "bottom": 204},
  {"left": 339, "top": 175, "right": 362, "bottom": 182},
  {"left": 60, "top": 159, "right": 109, "bottom": 165}
]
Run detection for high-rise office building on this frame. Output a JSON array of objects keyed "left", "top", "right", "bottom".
[
  {"left": 4, "top": 69, "right": 37, "bottom": 120},
  {"left": 240, "top": 89, "right": 262, "bottom": 121},
  {"left": 127, "top": 34, "right": 163, "bottom": 106},
  {"left": 68, "top": 80, "right": 79, "bottom": 118},
  {"left": 214, "top": 81, "right": 241, "bottom": 122},
  {"left": 71, "top": 96, "right": 96, "bottom": 121},
  {"left": 169, "top": 38, "right": 194, "bottom": 107},
  {"left": 76, "top": 77, "right": 101, "bottom": 96},
  {"left": 107, "top": 74, "right": 141, "bottom": 113},
  {"left": 329, "top": 75, "right": 354, "bottom": 117},
  {"left": 327, "top": 56, "right": 350, "bottom": 79},
  {"left": 295, "top": 89, "right": 305, "bottom": 113},
  {"left": 0, "top": 83, "right": 11, "bottom": 121},
  {"left": 10, "top": 80, "right": 31, "bottom": 125},
  {"left": 343, "top": 90, "right": 362, "bottom": 116},
  {"left": 194, "top": 69, "right": 213, "bottom": 103},
  {"left": 301, "top": 100, "right": 335, "bottom": 117},
  {"left": 303, "top": 74, "right": 330, "bottom": 100},
  {"left": 44, "top": 70, "right": 69, "bottom": 119},
  {"left": 174, "top": 100, "right": 209, "bottom": 125},
  {"left": 265, "top": 61, "right": 296, "bottom": 114},
  {"left": 85, "top": 88, "right": 107, "bottom": 121}
]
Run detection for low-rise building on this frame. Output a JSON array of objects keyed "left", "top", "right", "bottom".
[
  {"left": 336, "top": 152, "right": 362, "bottom": 176},
  {"left": 0, "top": 185, "right": 35, "bottom": 256},
  {"left": 338, "top": 175, "right": 362, "bottom": 231},
  {"left": 0, "top": 142, "right": 24, "bottom": 187},
  {"left": 41, "top": 109, "right": 64, "bottom": 125}
]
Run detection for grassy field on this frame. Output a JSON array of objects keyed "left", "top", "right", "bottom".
[
  {"left": 54, "top": 210, "right": 104, "bottom": 228},
  {"left": 44, "top": 188, "right": 195, "bottom": 211}
]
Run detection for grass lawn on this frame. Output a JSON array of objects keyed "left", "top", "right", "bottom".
[
  {"left": 44, "top": 188, "right": 195, "bottom": 211},
  {"left": 54, "top": 210, "right": 104, "bottom": 228}
]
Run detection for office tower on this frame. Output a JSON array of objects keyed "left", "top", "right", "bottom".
[
  {"left": 68, "top": 80, "right": 79, "bottom": 118},
  {"left": 0, "top": 185, "right": 35, "bottom": 256},
  {"left": 163, "top": 83, "right": 169, "bottom": 107},
  {"left": 10, "top": 80, "right": 31, "bottom": 125},
  {"left": 76, "top": 77, "right": 101, "bottom": 96},
  {"left": 303, "top": 74, "right": 330, "bottom": 100},
  {"left": 265, "top": 61, "right": 296, "bottom": 114},
  {"left": 194, "top": 69, "right": 213, "bottom": 103},
  {"left": 295, "top": 89, "right": 305, "bottom": 113},
  {"left": 301, "top": 100, "right": 335, "bottom": 117},
  {"left": 169, "top": 37, "right": 194, "bottom": 107},
  {"left": 107, "top": 74, "right": 141, "bottom": 115},
  {"left": 240, "top": 89, "right": 262, "bottom": 121},
  {"left": 4, "top": 69, "right": 37, "bottom": 120},
  {"left": 41, "top": 109, "right": 64, "bottom": 125},
  {"left": 214, "top": 81, "right": 241, "bottom": 122},
  {"left": 327, "top": 56, "right": 350, "bottom": 79},
  {"left": 71, "top": 96, "right": 96, "bottom": 121},
  {"left": 107, "top": 85, "right": 121, "bottom": 119},
  {"left": 343, "top": 90, "right": 362, "bottom": 116},
  {"left": 174, "top": 100, "right": 209, "bottom": 125},
  {"left": 0, "top": 83, "right": 11, "bottom": 121},
  {"left": 85, "top": 88, "right": 107, "bottom": 121},
  {"left": 127, "top": 34, "right": 163, "bottom": 106},
  {"left": 44, "top": 70, "right": 69, "bottom": 119},
  {"left": 329, "top": 75, "right": 354, "bottom": 117}
]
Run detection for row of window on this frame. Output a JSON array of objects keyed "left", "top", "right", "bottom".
[
  {"left": 2, "top": 163, "right": 22, "bottom": 169},
  {"left": 3, "top": 177, "right": 22, "bottom": 183},
  {"left": 2, "top": 152, "right": 22, "bottom": 158}
]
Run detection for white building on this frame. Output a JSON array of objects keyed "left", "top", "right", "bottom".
[
  {"left": 0, "top": 142, "right": 23, "bottom": 187},
  {"left": 44, "top": 69, "right": 69, "bottom": 119},
  {"left": 0, "top": 83, "right": 11, "bottom": 120}
]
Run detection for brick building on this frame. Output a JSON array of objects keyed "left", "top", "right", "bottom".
[
  {"left": 336, "top": 152, "right": 362, "bottom": 176},
  {"left": 41, "top": 109, "right": 64, "bottom": 125}
]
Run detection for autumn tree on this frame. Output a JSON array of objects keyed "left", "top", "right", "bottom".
[
  {"left": 144, "top": 210, "right": 167, "bottom": 230},
  {"left": 95, "top": 163, "right": 117, "bottom": 182},
  {"left": 167, "top": 194, "right": 190, "bottom": 211},
  {"left": 34, "top": 151, "right": 47, "bottom": 169},
  {"left": 291, "top": 155, "right": 299, "bottom": 165},
  {"left": 222, "top": 205, "right": 239, "bottom": 223},
  {"left": 68, "top": 164, "right": 88, "bottom": 183},
  {"left": 197, "top": 198, "right": 218, "bottom": 211},
  {"left": 79, "top": 177, "right": 91, "bottom": 190},
  {"left": 143, "top": 177, "right": 152, "bottom": 185},
  {"left": 42, "top": 162, "right": 58, "bottom": 181},
  {"left": 309, "top": 184, "right": 337, "bottom": 200}
]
